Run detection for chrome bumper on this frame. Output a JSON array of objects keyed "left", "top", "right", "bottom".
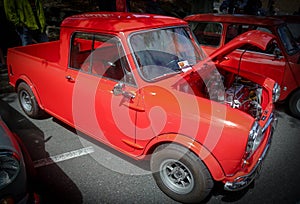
[{"left": 224, "top": 113, "right": 277, "bottom": 191}]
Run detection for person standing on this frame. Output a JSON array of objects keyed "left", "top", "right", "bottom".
[
  {"left": 244, "top": 0, "right": 262, "bottom": 15},
  {"left": 116, "top": 0, "right": 130, "bottom": 12},
  {"left": 4, "top": 0, "right": 48, "bottom": 46},
  {"left": 98, "top": 0, "right": 130, "bottom": 12}
]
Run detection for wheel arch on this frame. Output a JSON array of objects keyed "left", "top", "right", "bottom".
[
  {"left": 143, "top": 133, "right": 226, "bottom": 181},
  {"left": 287, "top": 87, "right": 300, "bottom": 101},
  {"left": 287, "top": 87, "right": 300, "bottom": 118},
  {"left": 15, "top": 76, "right": 44, "bottom": 110}
]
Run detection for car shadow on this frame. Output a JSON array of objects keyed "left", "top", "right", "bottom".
[
  {"left": 209, "top": 181, "right": 254, "bottom": 203},
  {"left": 52, "top": 117, "right": 152, "bottom": 171},
  {"left": 52, "top": 114, "right": 261, "bottom": 204},
  {"left": 275, "top": 102, "right": 300, "bottom": 121},
  {"left": 0, "top": 99, "right": 83, "bottom": 204}
]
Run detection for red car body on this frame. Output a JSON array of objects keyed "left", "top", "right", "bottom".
[
  {"left": 185, "top": 13, "right": 300, "bottom": 118},
  {"left": 0, "top": 116, "right": 39, "bottom": 204},
  {"left": 7, "top": 12, "right": 278, "bottom": 203}
]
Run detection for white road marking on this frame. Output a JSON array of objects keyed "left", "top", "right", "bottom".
[{"left": 33, "top": 146, "right": 94, "bottom": 168}]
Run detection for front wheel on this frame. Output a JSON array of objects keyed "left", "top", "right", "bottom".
[
  {"left": 17, "top": 82, "right": 46, "bottom": 119},
  {"left": 150, "top": 143, "right": 213, "bottom": 203},
  {"left": 289, "top": 89, "right": 300, "bottom": 119}
]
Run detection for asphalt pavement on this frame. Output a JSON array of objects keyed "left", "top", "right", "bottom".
[{"left": 0, "top": 67, "right": 300, "bottom": 203}]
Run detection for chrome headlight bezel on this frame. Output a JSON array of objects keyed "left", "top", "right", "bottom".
[
  {"left": 245, "top": 122, "right": 263, "bottom": 159},
  {"left": 0, "top": 152, "right": 20, "bottom": 190},
  {"left": 272, "top": 83, "right": 281, "bottom": 103}
]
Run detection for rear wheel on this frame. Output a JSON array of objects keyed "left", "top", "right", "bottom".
[
  {"left": 289, "top": 89, "right": 300, "bottom": 119},
  {"left": 150, "top": 143, "right": 213, "bottom": 203},
  {"left": 17, "top": 82, "right": 45, "bottom": 119}
]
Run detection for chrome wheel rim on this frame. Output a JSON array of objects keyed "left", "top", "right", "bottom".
[
  {"left": 20, "top": 90, "right": 32, "bottom": 112},
  {"left": 160, "top": 159, "right": 194, "bottom": 194}
]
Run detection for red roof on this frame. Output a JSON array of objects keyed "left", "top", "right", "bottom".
[
  {"left": 61, "top": 12, "right": 187, "bottom": 33},
  {"left": 184, "top": 13, "right": 285, "bottom": 27}
]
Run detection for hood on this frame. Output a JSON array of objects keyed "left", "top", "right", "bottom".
[{"left": 195, "top": 30, "right": 276, "bottom": 69}]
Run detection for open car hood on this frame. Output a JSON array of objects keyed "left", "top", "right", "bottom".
[{"left": 195, "top": 30, "right": 276, "bottom": 69}]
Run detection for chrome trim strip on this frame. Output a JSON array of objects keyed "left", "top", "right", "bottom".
[{"left": 262, "top": 112, "right": 275, "bottom": 133}]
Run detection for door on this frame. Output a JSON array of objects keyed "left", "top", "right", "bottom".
[
  {"left": 277, "top": 25, "right": 300, "bottom": 99},
  {"left": 221, "top": 47, "right": 286, "bottom": 85},
  {"left": 68, "top": 32, "right": 142, "bottom": 153}
]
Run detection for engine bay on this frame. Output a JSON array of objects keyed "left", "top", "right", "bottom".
[{"left": 177, "top": 68, "right": 264, "bottom": 119}]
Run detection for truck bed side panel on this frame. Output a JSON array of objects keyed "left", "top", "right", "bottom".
[
  {"left": 9, "top": 41, "right": 61, "bottom": 63},
  {"left": 7, "top": 42, "right": 69, "bottom": 119}
]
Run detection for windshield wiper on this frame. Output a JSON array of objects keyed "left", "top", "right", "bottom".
[{"left": 150, "top": 70, "right": 182, "bottom": 81}]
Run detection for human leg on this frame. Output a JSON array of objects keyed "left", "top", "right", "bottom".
[
  {"left": 0, "top": 48, "right": 5, "bottom": 67},
  {"left": 17, "top": 27, "right": 34, "bottom": 46},
  {"left": 37, "top": 32, "right": 49, "bottom": 43}
]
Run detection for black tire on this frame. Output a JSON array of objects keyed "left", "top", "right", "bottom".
[
  {"left": 17, "top": 82, "right": 45, "bottom": 119},
  {"left": 289, "top": 89, "right": 300, "bottom": 119},
  {"left": 150, "top": 143, "right": 213, "bottom": 204}
]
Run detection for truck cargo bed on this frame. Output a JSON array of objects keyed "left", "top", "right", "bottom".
[{"left": 9, "top": 41, "right": 60, "bottom": 63}]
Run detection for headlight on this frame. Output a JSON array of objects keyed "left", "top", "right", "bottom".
[
  {"left": 272, "top": 83, "right": 281, "bottom": 103},
  {"left": 245, "top": 122, "right": 263, "bottom": 159},
  {"left": 0, "top": 152, "right": 20, "bottom": 190}
]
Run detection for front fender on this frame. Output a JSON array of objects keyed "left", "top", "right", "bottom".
[{"left": 143, "top": 133, "right": 226, "bottom": 181}]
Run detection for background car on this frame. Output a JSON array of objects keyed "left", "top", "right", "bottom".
[
  {"left": 185, "top": 13, "right": 300, "bottom": 118},
  {"left": 0, "top": 116, "right": 39, "bottom": 204}
]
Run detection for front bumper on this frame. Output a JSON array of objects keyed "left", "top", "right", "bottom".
[{"left": 224, "top": 113, "right": 277, "bottom": 191}]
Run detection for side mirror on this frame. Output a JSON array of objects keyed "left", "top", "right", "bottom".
[
  {"left": 112, "top": 83, "right": 124, "bottom": 96},
  {"left": 106, "top": 61, "right": 116, "bottom": 67},
  {"left": 112, "top": 83, "right": 135, "bottom": 99},
  {"left": 273, "top": 47, "right": 282, "bottom": 59}
]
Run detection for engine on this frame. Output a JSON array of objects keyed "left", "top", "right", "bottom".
[
  {"left": 226, "top": 79, "right": 263, "bottom": 118},
  {"left": 176, "top": 68, "right": 264, "bottom": 119},
  {"left": 204, "top": 70, "right": 263, "bottom": 119}
]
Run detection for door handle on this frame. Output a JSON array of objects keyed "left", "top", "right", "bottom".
[{"left": 65, "top": 75, "right": 75, "bottom": 82}]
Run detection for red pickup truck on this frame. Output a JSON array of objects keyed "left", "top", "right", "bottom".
[
  {"left": 185, "top": 14, "right": 300, "bottom": 118},
  {"left": 7, "top": 12, "right": 278, "bottom": 203}
]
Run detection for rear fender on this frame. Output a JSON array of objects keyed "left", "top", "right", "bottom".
[
  {"left": 144, "top": 133, "right": 225, "bottom": 181},
  {"left": 16, "top": 75, "right": 44, "bottom": 110}
]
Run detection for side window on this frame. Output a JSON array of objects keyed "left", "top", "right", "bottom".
[
  {"left": 70, "top": 33, "right": 93, "bottom": 70},
  {"left": 226, "top": 24, "right": 276, "bottom": 55},
  {"left": 70, "top": 32, "right": 136, "bottom": 85},
  {"left": 286, "top": 23, "right": 300, "bottom": 43},
  {"left": 189, "top": 22, "right": 222, "bottom": 46},
  {"left": 278, "top": 25, "right": 299, "bottom": 55}
]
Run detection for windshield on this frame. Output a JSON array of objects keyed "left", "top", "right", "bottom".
[
  {"left": 277, "top": 25, "right": 299, "bottom": 55},
  {"left": 130, "top": 27, "right": 203, "bottom": 81}
]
